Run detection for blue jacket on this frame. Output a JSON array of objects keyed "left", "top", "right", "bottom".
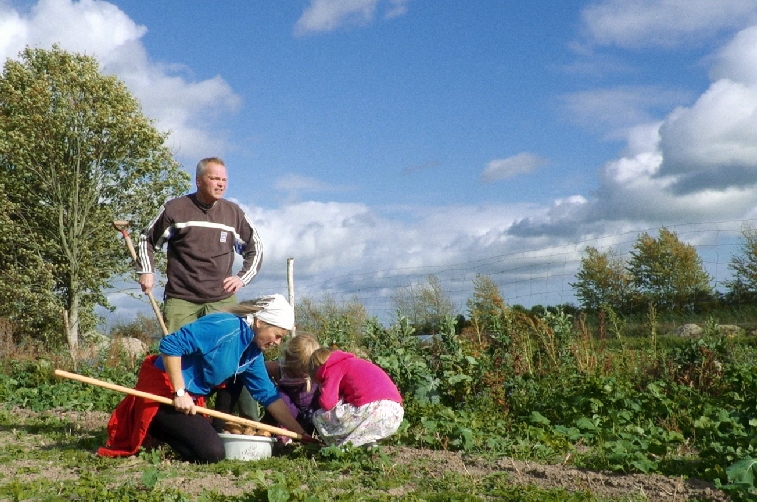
[{"left": 156, "top": 313, "right": 279, "bottom": 407}]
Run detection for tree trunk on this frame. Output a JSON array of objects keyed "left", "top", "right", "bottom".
[{"left": 66, "top": 290, "right": 79, "bottom": 353}]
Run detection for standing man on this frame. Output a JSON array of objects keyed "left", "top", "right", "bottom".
[{"left": 137, "top": 157, "right": 263, "bottom": 334}]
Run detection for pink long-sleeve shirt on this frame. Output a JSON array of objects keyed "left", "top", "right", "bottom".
[{"left": 316, "top": 350, "right": 402, "bottom": 411}]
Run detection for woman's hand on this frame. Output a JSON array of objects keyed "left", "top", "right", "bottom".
[
  {"left": 162, "top": 354, "right": 193, "bottom": 413},
  {"left": 266, "top": 398, "right": 307, "bottom": 436},
  {"left": 173, "top": 394, "right": 196, "bottom": 415}
]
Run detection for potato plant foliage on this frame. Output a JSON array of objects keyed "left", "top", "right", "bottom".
[{"left": 3, "top": 285, "right": 757, "bottom": 499}]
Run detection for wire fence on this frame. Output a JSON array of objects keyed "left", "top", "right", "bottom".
[{"left": 294, "top": 219, "right": 756, "bottom": 323}]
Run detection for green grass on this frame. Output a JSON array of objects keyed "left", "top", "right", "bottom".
[{"left": 1, "top": 409, "right": 616, "bottom": 502}]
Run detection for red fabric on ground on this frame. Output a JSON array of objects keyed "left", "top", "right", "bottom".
[{"left": 97, "top": 355, "right": 205, "bottom": 457}]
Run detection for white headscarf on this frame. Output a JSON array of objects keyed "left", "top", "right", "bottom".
[{"left": 246, "top": 294, "right": 295, "bottom": 331}]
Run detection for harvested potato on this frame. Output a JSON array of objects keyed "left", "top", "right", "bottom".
[
  {"left": 225, "top": 423, "right": 245, "bottom": 434},
  {"left": 222, "top": 421, "right": 275, "bottom": 437},
  {"left": 224, "top": 422, "right": 242, "bottom": 434}
]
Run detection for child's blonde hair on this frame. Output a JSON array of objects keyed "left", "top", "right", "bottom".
[
  {"left": 280, "top": 333, "right": 320, "bottom": 378},
  {"left": 308, "top": 347, "right": 333, "bottom": 378}
]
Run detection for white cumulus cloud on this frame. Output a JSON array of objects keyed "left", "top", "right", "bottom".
[
  {"left": 0, "top": 0, "right": 240, "bottom": 164},
  {"left": 710, "top": 25, "right": 757, "bottom": 84},
  {"left": 0, "top": 0, "right": 145, "bottom": 59},
  {"left": 657, "top": 79, "right": 757, "bottom": 192},
  {"left": 648, "top": 25, "right": 757, "bottom": 193},
  {"left": 236, "top": 199, "right": 543, "bottom": 284}
]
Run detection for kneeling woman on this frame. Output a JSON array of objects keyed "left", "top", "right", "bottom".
[{"left": 98, "top": 294, "right": 308, "bottom": 463}]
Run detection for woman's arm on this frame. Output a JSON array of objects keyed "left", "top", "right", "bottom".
[
  {"left": 265, "top": 360, "right": 280, "bottom": 382},
  {"left": 266, "top": 398, "right": 306, "bottom": 436},
  {"left": 162, "top": 355, "right": 195, "bottom": 415}
]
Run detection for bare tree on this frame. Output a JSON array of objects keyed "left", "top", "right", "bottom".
[{"left": 725, "top": 223, "right": 757, "bottom": 303}]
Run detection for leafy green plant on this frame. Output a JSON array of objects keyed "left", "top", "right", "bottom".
[
  {"left": 0, "top": 352, "right": 139, "bottom": 412},
  {"left": 717, "top": 456, "right": 757, "bottom": 499},
  {"left": 413, "top": 406, "right": 476, "bottom": 451}
]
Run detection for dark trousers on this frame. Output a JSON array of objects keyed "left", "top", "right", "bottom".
[
  {"left": 147, "top": 378, "right": 245, "bottom": 463},
  {"left": 148, "top": 405, "right": 225, "bottom": 463}
]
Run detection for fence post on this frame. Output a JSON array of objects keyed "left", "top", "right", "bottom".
[{"left": 287, "top": 257, "right": 295, "bottom": 335}]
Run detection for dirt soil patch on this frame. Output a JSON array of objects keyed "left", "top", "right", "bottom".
[
  {"left": 1, "top": 408, "right": 730, "bottom": 501},
  {"left": 386, "top": 447, "right": 729, "bottom": 501}
]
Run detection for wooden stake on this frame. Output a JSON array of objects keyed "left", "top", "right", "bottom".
[{"left": 287, "top": 257, "right": 295, "bottom": 336}]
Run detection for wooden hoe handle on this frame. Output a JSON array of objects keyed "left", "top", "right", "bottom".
[
  {"left": 112, "top": 220, "right": 169, "bottom": 336},
  {"left": 54, "top": 369, "right": 309, "bottom": 442}
]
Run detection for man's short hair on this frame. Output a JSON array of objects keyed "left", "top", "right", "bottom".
[{"left": 196, "top": 157, "right": 225, "bottom": 177}]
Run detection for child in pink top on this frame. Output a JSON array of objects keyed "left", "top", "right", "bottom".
[{"left": 308, "top": 348, "right": 404, "bottom": 447}]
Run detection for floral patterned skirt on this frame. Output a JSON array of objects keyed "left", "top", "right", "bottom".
[{"left": 313, "top": 400, "right": 404, "bottom": 447}]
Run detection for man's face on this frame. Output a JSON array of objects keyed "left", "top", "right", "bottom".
[{"left": 196, "top": 162, "right": 227, "bottom": 204}]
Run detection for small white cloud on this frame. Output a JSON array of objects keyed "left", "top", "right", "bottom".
[
  {"left": 273, "top": 174, "right": 354, "bottom": 203},
  {"left": 385, "top": 0, "right": 408, "bottom": 19},
  {"left": 561, "top": 86, "right": 692, "bottom": 136},
  {"left": 481, "top": 153, "right": 547, "bottom": 183},
  {"left": 294, "top": 0, "right": 410, "bottom": 36},
  {"left": 581, "top": 0, "right": 757, "bottom": 48}
]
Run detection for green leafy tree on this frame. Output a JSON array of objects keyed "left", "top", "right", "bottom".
[
  {"left": 0, "top": 46, "right": 190, "bottom": 350},
  {"left": 466, "top": 274, "right": 507, "bottom": 341},
  {"left": 627, "top": 227, "right": 712, "bottom": 311},
  {"left": 295, "top": 294, "right": 367, "bottom": 349},
  {"left": 393, "top": 275, "right": 455, "bottom": 333},
  {"left": 0, "top": 182, "right": 59, "bottom": 343},
  {"left": 724, "top": 224, "right": 757, "bottom": 303},
  {"left": 571, "top": 246, "right": 634, "bottom": 312}
]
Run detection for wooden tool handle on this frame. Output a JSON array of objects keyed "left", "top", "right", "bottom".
[
  {"left": 54, "top": 369, "right": 305, "bottom": 441},
  {"left": 145, "top": 291, "right": 169, "bottom": 336},
  {"left": 112, "top": 220, "right": 169, "bottom": 336}
]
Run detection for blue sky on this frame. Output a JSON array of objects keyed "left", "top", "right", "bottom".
[{"left": 3, "top": 0, "right": 757, "bottom": 324}]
